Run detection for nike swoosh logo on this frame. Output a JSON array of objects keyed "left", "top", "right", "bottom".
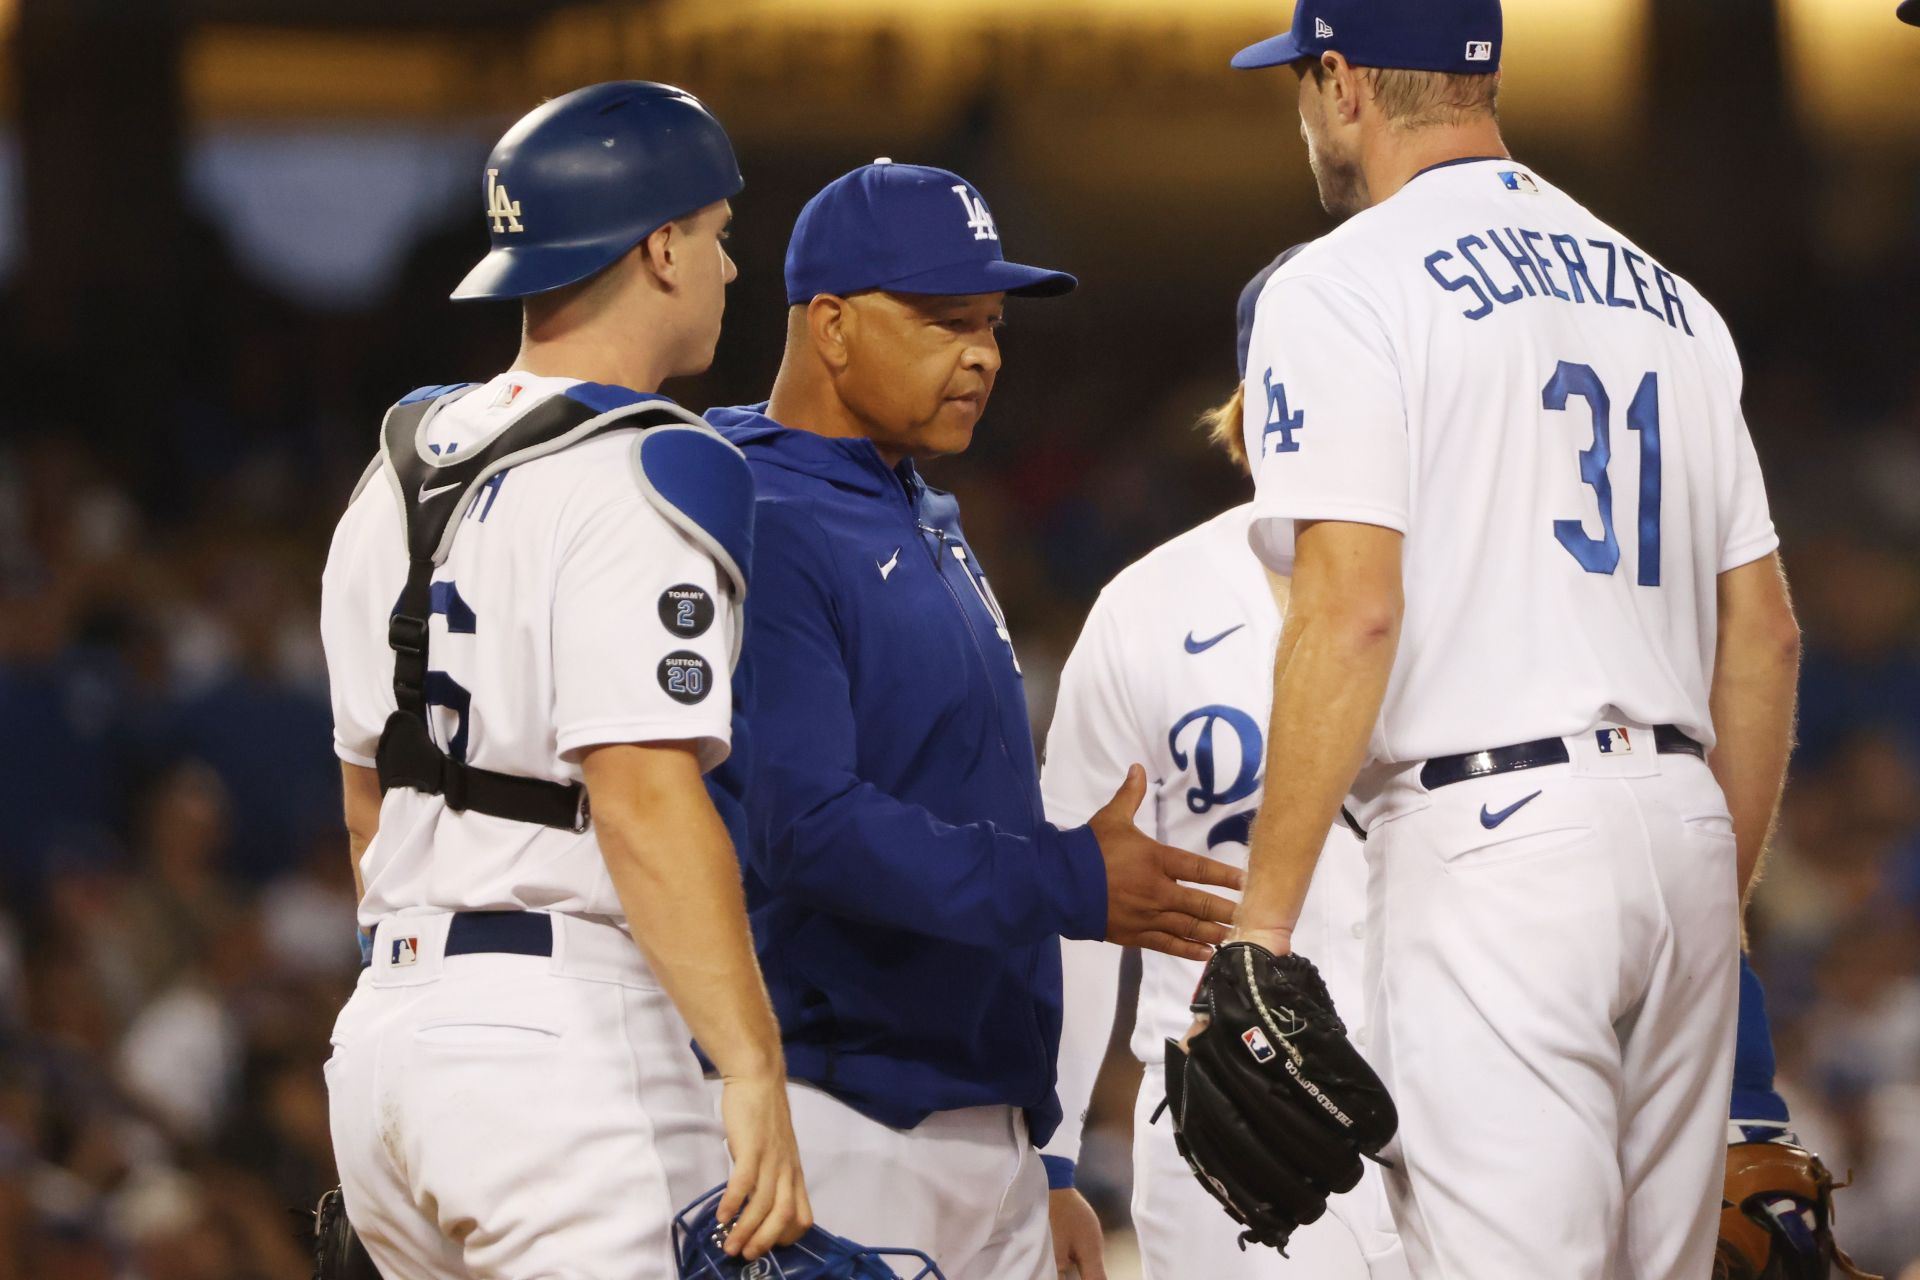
[
  {"left": 1480, "top": 790, "right": 1543, "bottom": 829},
  {"left": 878, "top": 548, "right": 901, "bottom": 581},
  {"left": 1184, "top": 624, "right": 1244, "bottom": 655},
  {"left": 418, "top": 481, "right": 460, "bottom": 503}
]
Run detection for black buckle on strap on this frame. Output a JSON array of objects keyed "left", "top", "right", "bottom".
[
  {"left": 440, "top": 759, "right": 471, "bottom": 813},
  {"left": 388, "top": 614, "right": 428, "bottom": 656}
]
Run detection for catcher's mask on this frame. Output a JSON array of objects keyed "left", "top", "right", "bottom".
[
  {"left": 674, "top": 1186, "right": 945, "bottom": 1280},
  {"left": 1719, "top": 1143, "right": 1856, "bottom": 1280}
]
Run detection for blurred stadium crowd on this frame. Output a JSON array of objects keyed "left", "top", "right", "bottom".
[{"left": 4, "top": 163, "right": 1920, "bottom": 1278}]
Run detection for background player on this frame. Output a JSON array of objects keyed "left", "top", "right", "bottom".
[
  {"left": 318, "top": 83, "right": 808, "bottom": 1277},
  {"left": 1201, "top": 2, "right": 1803, "bottom": 1277},
  {"left": 1042, "top": 249, "right": 1405, "bottom": 1280}
]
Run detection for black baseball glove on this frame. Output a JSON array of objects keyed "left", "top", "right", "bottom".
[
  {"left": 1163, "top": 942, "right": 1397, "bottom": 1253},
  {"left": 313, "top": 1186, "right": 385, "bottom": 1280}
]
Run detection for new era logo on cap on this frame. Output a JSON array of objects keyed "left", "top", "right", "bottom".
[{"left": 1315, "top": 16, "right": 1334, "bottom": 38}]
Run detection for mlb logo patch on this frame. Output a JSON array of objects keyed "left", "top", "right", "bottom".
[
  {"left": 1242, "top": 1026, "right": 1277, "bottom": 1064},
  {"left": 391, "top": 936, "right": 420, "bottom": 967},
  {"left": 1595, "top": 727, "right": 1634, "bottom": 755},
  {"left": 1499, "top": 170, "right": 1540, "bottom": 194},
  {"left": 1465, "top": 40, "right": 1494, "bottom": 62}
]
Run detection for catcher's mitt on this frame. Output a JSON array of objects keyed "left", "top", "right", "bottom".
[
  {"left": 1164, "top": 942, "right": 1397, "bottom": 1252},
  {"left": 313, "top": 1186, "right": 385, "bottom": 1280},
  {"left": 1714, "top": 1141, "right": 1881, "bottom": 1280}
]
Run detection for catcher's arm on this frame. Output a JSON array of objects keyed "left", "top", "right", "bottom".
[
  {"left": 581, "top": 742, "right": 810, "bottom": 1257},
  {"left": 341, "top": 763, "right": 380, "bottom": 903},
  {"left": 1232, "top": 522, "right": 1401, "bottom": 954}
]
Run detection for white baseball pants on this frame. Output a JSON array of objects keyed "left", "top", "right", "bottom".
[
  {"left": 773, "top": 1081, "right": 1051, "bottom": 1280},
  {"left": 1351, "top": 731, "right": 1740, "bottom": 1280},
  {"left": 326, "top": 912, "right": 725, "bottom": 1280}
]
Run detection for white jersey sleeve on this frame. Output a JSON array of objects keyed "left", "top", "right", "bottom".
[
  {"left": 1241, "top": 273, "right": 1411, "bottom": 574},
  {"left": 552, "top": 489, "right": 735, "bottom": 769},
  {"left": 1039, "top": 590, "right": 1150, "bottom": 1171}
]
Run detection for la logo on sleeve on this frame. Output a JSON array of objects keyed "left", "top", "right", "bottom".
[{"left": 1262, "top": 368, "right": 1305, "bottom": 455}]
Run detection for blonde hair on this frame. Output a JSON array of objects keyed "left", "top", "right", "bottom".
[{"left": 1197, "top": 383, "right": 1249, "bottom": 473}]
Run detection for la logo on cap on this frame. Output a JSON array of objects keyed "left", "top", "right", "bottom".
[{"left": 951, "top": 185, "right": 999, "bottom": 242}]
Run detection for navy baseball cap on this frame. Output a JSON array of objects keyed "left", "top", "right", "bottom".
[
  {"left": 1901, "top": 0, "right": 1920, "bottom": 26},
  {"left": 1232, "top": 0, "right": 1503, "bottom": 74},
  {"left": 1236, "top": 243, "right": 1311, "bottom": 378},
  {"left": 785, "top": 161, "right": 1076, "bottom": 306}
]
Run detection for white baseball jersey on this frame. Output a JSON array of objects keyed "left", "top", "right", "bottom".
[
  {"left": 1039, "top": 504, "right": 1367, "bottom": 1151},
  {"left": 319, "top": 372, "right": 738, "bottom": 927},
  {"left": 1242, "top": 158, "right": 1777, "bottom": 763}
]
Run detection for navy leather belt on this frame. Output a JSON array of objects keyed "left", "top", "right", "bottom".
[
  {"left": 1420, "top": 724, "right": 1704, "bottom": 791},
  {"left": 445, "top": 911, "right": 553, "bottom": 957},
  {"left": 363, "top": 911, "right": 553, "bottom": 969}
]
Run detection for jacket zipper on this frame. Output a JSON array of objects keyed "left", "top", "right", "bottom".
[{"left": 904, "top": 496, "right": 1051, "bottom": 1105}]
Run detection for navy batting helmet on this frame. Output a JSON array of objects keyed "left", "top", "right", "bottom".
[
  {"left": 674, "top": 1186, "right": 944, "bottom": 1280},
  {"left": 452, "top": 81, "right": 743, "bottom": 302}
]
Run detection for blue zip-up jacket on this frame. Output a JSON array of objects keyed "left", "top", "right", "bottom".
[{"left": 706, "top": 404, "right": 1109, "bottom": 1150}]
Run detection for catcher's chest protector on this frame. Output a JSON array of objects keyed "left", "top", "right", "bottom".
[{"left": 370, "top": 388, "right": 723, "bottom": 830}]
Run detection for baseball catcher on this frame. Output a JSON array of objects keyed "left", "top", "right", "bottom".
[
  {"left": 1165, "top": 941, "right": 1398, "bottom": 1252},
  {"left": 1715, "top": 1141, "right": 1881, "bottom": 1280}
]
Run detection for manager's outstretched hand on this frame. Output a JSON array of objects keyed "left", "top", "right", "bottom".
[{"left": 1090, "top": 765, "right": 1244, "bottom": 961}]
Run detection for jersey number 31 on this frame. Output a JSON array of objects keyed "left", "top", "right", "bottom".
[{"left": 1543, "top": 361, "right": 1661, "bottom": 587}]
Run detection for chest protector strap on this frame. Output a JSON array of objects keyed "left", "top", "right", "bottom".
[{"left": 372, "top": 388, "right": 706, "bottom": 831}]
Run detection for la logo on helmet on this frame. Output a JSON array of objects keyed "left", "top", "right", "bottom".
[
  {"left": 950, "top": 185, "right": 998, "bottom": 242},
  {"left": 487, "top": 169, "right": 525, "bottom": 234}
]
